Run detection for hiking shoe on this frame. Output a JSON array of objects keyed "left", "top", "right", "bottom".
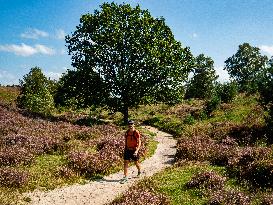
[{"left": 120, "top": 177, "right": 128, "bottom": 184}]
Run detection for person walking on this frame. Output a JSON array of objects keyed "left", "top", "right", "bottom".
[{"left": 120, "top": 120, "right": 142, "bottom": 184}]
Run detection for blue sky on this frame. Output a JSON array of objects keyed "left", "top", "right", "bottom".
[{"left": 1, "top": 0, "right": 273, "bottom": 85}]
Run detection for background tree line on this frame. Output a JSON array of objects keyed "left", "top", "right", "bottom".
[{"left": 16, "top": 2, "right": 273, "bottom": 131}]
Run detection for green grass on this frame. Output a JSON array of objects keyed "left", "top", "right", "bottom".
[
  {"left": 0, "top": 86, "right": 20, "bottom": 104},
  {"left": 153, "top": 165, "right": 207, "bottom": 205},
  {"left": 0, "top": 155, "right": 83, "bottom": 205},
  {"left": 22, "top": 154, "right": 86, "bottom": 191},
  {"left": 129, "top": 93, "right": 263, "bottom": 137},
  {"left": 133, "top": 163, "right": 244, "bottom": 205},
  {"left": 0, "top": 188, "right": 23, "bottom": 205}
]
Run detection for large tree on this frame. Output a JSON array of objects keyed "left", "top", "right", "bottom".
[
  {"left": 224, "top": 43, "right": 268, "bottom": 93},
  {"left": 257, "top": 57, "right": 273, "bottom": 140},
  {"left": 66, "top": 2, "right": 194, "bottom": 123},
  {"left": 185, "top": 54, "right": 218, "bottom": 99}
]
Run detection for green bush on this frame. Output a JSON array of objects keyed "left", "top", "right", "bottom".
[
  {"left": 17, "top": 67, "right": 55, "bottom": 116},
  {"left": 183, "top": 114, "right": 195, "bottom": 125},
  {"left": 204, "top": 95, "right": 221, "bottom": 116},
  {"left": 215, "top": 82, "right": 238, "bottom": 103}
]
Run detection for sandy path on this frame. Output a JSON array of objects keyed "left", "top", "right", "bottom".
[{"left": 25, "top": 126, "right": 176, "bottom": 205}]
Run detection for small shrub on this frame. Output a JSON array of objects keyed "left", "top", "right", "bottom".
[
  {"left": 260, "top": 194, "right": 273, "bottom": 205},
  {"left": 183, "top": 114, "right": 195, "bottom": 125},
  {"left": 227, "top": 147, "right": 273, "bottom": 188},
  {"left": 175, "top": 135, "right": 215, "bottom": 162},
  {"left": 228, "top": 147, "right": 271, "bottom": 168},
  {"left": 0, "top": 147, "right": 34, "bottom": 166},
  {"left": 186, "top": 171, "right": 226, "bottom": 190},
  {"left": 109, "top": 178, "right": 170, "bottom": 205},
  {"left": 0, "top": 168, "right": 29, "bottom": 188},
  {"left": 58, "top": 166, "right": 77, "bottom": 178},
  {"left": 208, "top": 189, "right": 250, "bottom": 205},
  {"left": 245, "top": 160, "right": 273, "bottom": 188},
  {"left": 68, "top": 151, "right": 121, "bottom": 175},
  {"left": 215, "top": 81, "right": 238, "bottom": 103},
  {"left": 228, "top": 125, "right": 266, "bottom": 146},
  {"left": 175, "top": 135, "right": 236, "bottom": 166},
  {"left": 193, "top": 110, "right": 208, "bottom": 120},
  {"left": 204, "top": 95, "right": 221, "bottom": 116}
]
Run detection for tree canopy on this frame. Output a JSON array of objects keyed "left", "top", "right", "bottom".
[
  {"left": 65, "top": 2, "right": 195, "bottom": 123},
  {"left": 224, "top": 43, "right": 268, "bottom": 93},
  {"left": 185, "top": 54, "right": 218, "bottom": 99}
]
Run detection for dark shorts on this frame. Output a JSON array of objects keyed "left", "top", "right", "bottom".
[{"left": 124, "top": 149, "right": 140, "bottom": 161}]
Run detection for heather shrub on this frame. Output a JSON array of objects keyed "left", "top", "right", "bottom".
[
  {"left": 0, "top": 168, "right": 29, "bottom": 188},
  {"left": 58, "top": 166, "right": 77, "bottom": 178},
  {"left": 260, "top": 194, "right": 273, "bottom": 205},
  {"left": 210, "top": 122, "right": 238, "bottom": 141},
  {"left": 1, "top": 134, "right": 65, "bottom": 155},
  {"left": 175, "top": 135, "right": 215, "bottom": 162},
  {"left": 0, "top": 147, "right": 34, "bottom": 166},
  {"left": 207, "top": 189, "right": 250, "bottom": 205},
  {"left": 210, "top": 144, "right": 236, "bottom": 166},
  {"left": 175, "top": 135, "right": 236, "bottom": 166},
  {"left": 109, "top": 178, "right": 170, "bottom": 205},
  {"left": 228, "top": 147, "right": 272, "bottom": 168},
  {"left": 165, "top": 103, "right": 202, "bottom": 117},
  {"left": 220, "top": 136, "right": 239, "bottom": 146},
  {"left": 227, "top": 147, "right": 273, "bottom": 188},
  {"left": 228, "top": 125, "right": 266, "bottom": 146},
  {"left": 242, "top": 160, "right": 273, "bottom": 188},
  {"left": 68, "top": 151, "right": 121, "bottom": 176},
  {"left": 68, "top": 131, "right": 148, "bottom": 176},
  {"left": 186, "top": 171, "right": 226, "bottom": 190},
  {"left": 74, "top": 130, "right": 94, "bottom": 140}
]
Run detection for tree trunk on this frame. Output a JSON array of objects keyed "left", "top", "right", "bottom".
[{"left": 123, "top": 106, "right": 129, "bottom": 125}]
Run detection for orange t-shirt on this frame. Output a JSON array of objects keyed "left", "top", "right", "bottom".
[{"left": 125, "top": 130, "right": 140, "bottom": 149}]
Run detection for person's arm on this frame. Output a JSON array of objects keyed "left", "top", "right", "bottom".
[
  {"left": 135, "top": 138, "right": 141, "bottom": 153},
  {"left": 134, "top": 132, "right": 141, "bottom": 154},
  {"left": 124, "top": 132, "right": 127, "bottom": 149}
]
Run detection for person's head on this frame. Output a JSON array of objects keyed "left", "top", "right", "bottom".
[{"left": 128, "top": 120, "right": 135, "bottom": 129}]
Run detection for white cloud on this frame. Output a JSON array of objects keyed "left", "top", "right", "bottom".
[
  {"left": 0, "top": 69, "right": 18, "bottom": 85},
  {"left": 35, "top": 44, "right": 55, "bottom": 55},
  {"left": 0, "top": 43, "right": 55, "bottom": 56},
  {"left": 259, "top": 45, "right": 273, "bottom": 56},
  {"left": 192, "top": 33, "right": 198, "bottom": 38},
  {"left": 21, "top": 28, "right": 49, "bottom": 39},
  {"left": 215, "top": 66, "right": 230, "bottom": 83},
  {"left": 190, "top": 33, "right": 198, "bottom": 39},
  {"left": 56, "top": 29, "right": 66, "bottom": 40},
  {"left": 45, "top": 71, "right": 62, "bottom": 80}
]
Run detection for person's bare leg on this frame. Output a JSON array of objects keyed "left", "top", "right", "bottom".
[
  {"left": 134, "top": 160, "right": 141, "bottom": 173},
  {"left": 124, "top": 160, "right": 129, "bottom": 177}
]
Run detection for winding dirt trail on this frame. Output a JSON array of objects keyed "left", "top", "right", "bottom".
[{"left": 25, "top": 126, "right": 176, "bottom": 205}]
